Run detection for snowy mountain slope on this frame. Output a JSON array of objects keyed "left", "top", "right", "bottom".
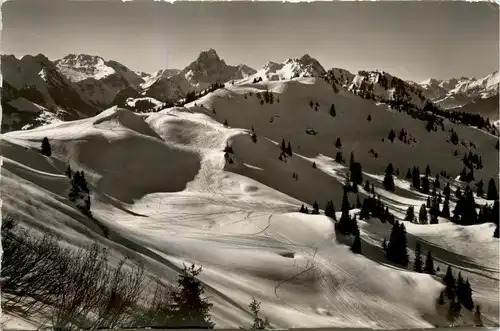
[
  {"left": 143, "top": 49, "right": 257, "bottom": 102},
  {"left": 55, "top": 54, "right": 145, "bottom": 108},
  {"left": 419, "top": 71, "right": 499, "bottom": 117},
  {"left": 1, "top": 54, "right": 98, "bottom": 132},
  {"left": 241, "top": 54, "right": 326, "bottom": 83},
  {"left": 2, "top": 76, "right": 499, "bottom": 328}
]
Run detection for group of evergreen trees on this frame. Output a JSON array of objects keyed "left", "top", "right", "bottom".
[
  {"left": 462, "top": 151, "right": 483, "bottom": 170},
  {"left": 412, "top": 241, "right": 435, "bottom": 274},
  {"left": 278, "top": 139, "right": 293, "bottom": 161},
  {"left": 441, "top": 265, "right": 476, "bottom": 323},
  {"left": 67, "top": 166, "right": 92, "bottom": 217}
]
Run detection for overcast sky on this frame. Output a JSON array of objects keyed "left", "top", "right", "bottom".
[{"left": 2, "top": 0, "right": 498, "bottom": 82}]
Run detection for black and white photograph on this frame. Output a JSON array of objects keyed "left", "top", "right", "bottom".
[{"left": 0, "top": 0, "right": 499, "bottom": 330}]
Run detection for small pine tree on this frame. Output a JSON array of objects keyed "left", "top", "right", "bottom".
[
  {"left": 406, "top": 168, "right": 412, "bottom": 180},
  {"left": 367, "top": 114, "right": 371, "bottom": 121},
  {"left": 383, "top": 163, "right": 395, "bottom": 192},
  {"left": 424, "top": 250, "right": 435, "bottom": 275},
  {"left": 351, "top": 233, "right": 361, "bottom": 254},
  {"left": 170, "top": 264, "right": 215, "bottom": 328},
  {"left": 413, "top": 241, "right": 423, "bottom": 272},
  {"left": 41, "top": 137, "right": 52, "bottom": 157},
  {"left": 335, "top": 152, "right": 343, "bottom": 164},
  {"left": 487, "top": 178, "right": 499, "bottom": 200},
  {"left": 474, "top": 305, "right": 483, "bottom": 327},
  {"left": 335, "top": 137, "right": 342, "bottom": 148},
  {"left": 382, "top": 238, "right": 387, "bottom": 250},
  {"left": 286, "top": 142, "right": 292, "bottom": 157},
  {"left": 405, "top": 206, "right": 416, "bottom": 223},
  {"left": 425, "top": 165, "right": 431, "bottom": 177},
  {"left": 364, "top": 180, "right": 370, "bottom": 192},
  {"left": 325, "top": 201, "right": 336, "bottom": 220},
  {"left": 388, "top": 129, "right": 396, "bottom": 143},
  {"left": 312, "top": 162, "right": 316, "bottom": 169},
  {"left": 249, "top": 298, "right": 270, "bottom": 330},
  {"left": 281, "top": 139, "right": 286, "bottom": 152},
  {"left": 476, "top": 179, "right": 484, "bottom": 197},
  {"left": 312, "top": 201, "right": 320, "bottom": 215},
  {"left": 330, "top": 104, "right": 336, "bottom": 117},
  {"left": 224, "top": 119, "right": 229, "bottom": 127},
  {"left": 444, "top": 265, "right": 456, "bottom": 300},
  {"left": 65, "top": 164, "right": 72, "bottom": 179},
  {"left": 419, "top": 204, "right": 428, "bottom": 224}
]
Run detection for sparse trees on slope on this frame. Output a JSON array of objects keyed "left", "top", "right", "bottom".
[
  {"left": 413, "top": 241, "right": 423, "bottom": 272},
  {"left": 383, "top": 163, "right": 395, "bottom": 192},
  {"left": 170, "top": 264, "right": 215, "bottom": 329},
  {"left": 41, "top": 137, "right": 52, "bottom": 157}
]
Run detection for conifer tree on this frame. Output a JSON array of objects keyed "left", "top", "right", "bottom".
[
  {"left": 286, "top": 142, "right": 292, "bottom": 157},
  {"left": 65, "top": 164, "right": 72, "bottom": 179},
  {"left": 388, "top": 129, "right": 396, "bottom": 142},
  {"left": 476, "top": 179, "right": 484, "bottom": 197},
  {"left": 364, "top": 180, "right": 370, "bottom": 192},
  {"left": 312, "top": 201, "right": 320, "bottom": 215},
  {"left": 413, "top": 241, "right": 423, "bottom": 272},
  {"left": 383, "top": 163, "right": 395, "bottom": 192},
  {"left": 487, "top": 178, "right": 499, "bottom": 200},
  {"left": 419, "top": 204, "right": 428, "bottom": 224},
  {"left": 325, "top": 201, "right": 336, "bottom": 220},
  {"left": 41, "top": 137, "right": 52, "bottom": 157},
  {"left": 349, "top": 152, "right": 355, "bottom": 168},
  {"left": 412, "top": 167, "right": 421, "bottom": 190},
  {"left": 336, "top": 190, "right": 351, "bottom": 235},
  {"left": 494, "top": 224, "right": 499, "bottom": 238},
  {"left": 443, "top": 265, "right": 456, "bottom": 300},
  {"left": 425, "top": 165, "right": 431, "bottom": 177},
  {"left": 462, "top": 279, "right": 474, "bottom": 310},
  {"left": 249, "top": 298, "right": 270, "bottom": 330},
  {"left": 474, "top": 305, "right": 483, "bottom": 327},
  {"left": 421, "top": 175, "right": 430, "bottom": 194},
  {"left": 330, "top": 104, "right": 336, "bottom": 117},
  {"left": 224, "top": 119, "right": 228, "bottom": 127},
  {"left": 351, "top": 232, "right": 361, "bottom": 254},
  {"left": 312, "top": 162, "right": 316, "bottom": 169},
  {"left": 405, "top": 206, "right": 416, "bottom": 223},
  {"left": 406, "top": 168, "right": 412, "bottom": 180},
  {"left": 424, "top": 250, "right": 435, "bottom": 275},
  {"left": 367, "top": 114, "right": 371, "bottom": 122},
  {"left": 350, "top": 162, "right": 363, "bottom": 188},
  {"left": 299, "top": 204, "right": 306, "bottom": 213},
  {"left": 281, "top": 139, "right": 286, "bottom": 152},
  {"left": 335, "top": 152, "right": 343, "bottom": 163},
  {"left": 382, "top": 238, "right": 387, "bottom": 251},
  {"left": 335, "top": 137, "right": 342, "bottom": 148},
  {"left": 170, "top": 264, "right": 215, "bottom": 328}
]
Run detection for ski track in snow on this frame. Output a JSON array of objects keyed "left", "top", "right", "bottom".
[{"left": 1, "top": 77, "right": 499, "bottom": 329}]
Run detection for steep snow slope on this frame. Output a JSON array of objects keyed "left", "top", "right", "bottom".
[
  {"left": 190, "top": 77, "right": 498, "bottom": 196},
  {"left": 2, "top": 78, "right": 499, "bottom": 328}
]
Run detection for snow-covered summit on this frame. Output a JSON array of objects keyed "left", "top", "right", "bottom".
[{"left": 250, "top": 54, "right": 326, "bottom": 82}]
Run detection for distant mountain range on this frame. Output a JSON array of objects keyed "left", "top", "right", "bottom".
[{"left": 1, "top": 49, "right": 498, "bottom": 132}]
